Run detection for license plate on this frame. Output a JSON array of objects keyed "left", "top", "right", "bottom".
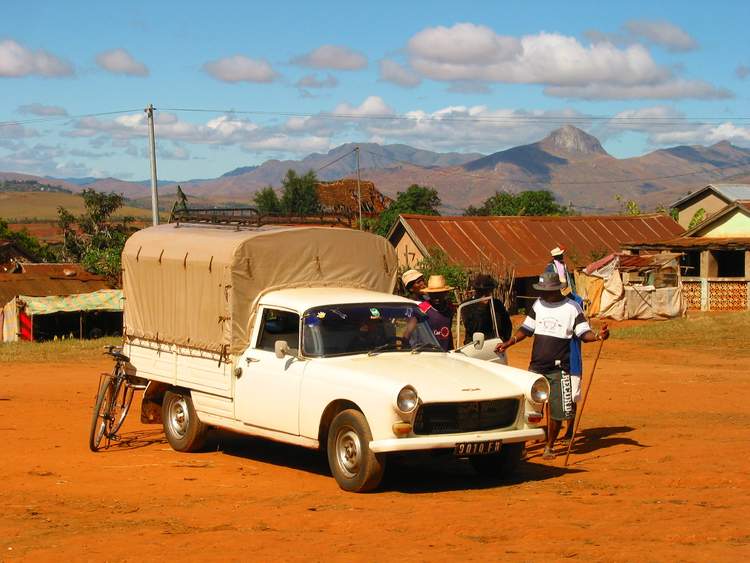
[{"left": 454, "top": 440, "right": 502, "bottom": 456}]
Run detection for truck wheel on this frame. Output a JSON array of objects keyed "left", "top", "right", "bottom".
[
  {"left": 327, "top": 409, "right": 385, "bottom": 493},
  {"left": 470, "top": 443, "right": 524, "bottom": 477},
  {"left": 162, "top": 390, "right": 207, "bottom": 452}
]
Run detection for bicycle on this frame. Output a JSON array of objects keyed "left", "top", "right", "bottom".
[{"left": 88, "top": 345, "right": 147, "bottom": 452}]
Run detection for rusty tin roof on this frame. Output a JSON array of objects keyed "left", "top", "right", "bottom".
[
  {"left": 391, "top": 214, "right": 684, "bottom": 277},
  {"left": 0, "top": 263, "right": 114, "bottom": 307}
]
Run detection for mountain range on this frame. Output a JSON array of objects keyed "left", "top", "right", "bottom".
[{"left": 2, "top": 125, "right": 750, "bottom": 213}]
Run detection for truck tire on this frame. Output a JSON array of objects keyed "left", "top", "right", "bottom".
[
  {"left": 327, "top": 409, "right": 385, "bottom": 493},
  {"left": 470, "top": 443, "right": 524, "bottom": 477},
  {"left": 162, "top": 390, "right": 207, "bottom": 452}
]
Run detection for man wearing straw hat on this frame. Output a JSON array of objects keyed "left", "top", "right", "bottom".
[
  {"left": 496, "top": 271, "right": 609, "bottom": 459},
  {"left": 418, "top": 275, "right": 456, "bottom": 352}
]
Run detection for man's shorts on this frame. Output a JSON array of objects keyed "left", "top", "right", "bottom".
[{"left": 543, "top": 370, "right": 581, "bottom": 421}]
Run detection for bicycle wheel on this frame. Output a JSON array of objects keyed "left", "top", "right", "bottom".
[
  {"left": 109, "top": 378, "right": 134, "bottom": 435},
  {"left": 89, "top": 375, "right": 117, "bottom": 452}
]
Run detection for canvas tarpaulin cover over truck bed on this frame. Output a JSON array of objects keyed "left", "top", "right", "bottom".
[{"left": 122, "top": 224, "right": 398, "bottom": 355}]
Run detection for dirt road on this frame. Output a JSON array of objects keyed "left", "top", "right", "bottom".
[{"left": 1, "top": 337, "right": 748, "bottom": 561}]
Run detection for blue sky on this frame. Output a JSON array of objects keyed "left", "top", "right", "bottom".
[{"left": 1, "top": 0, "right": 748, "bottom": 181}]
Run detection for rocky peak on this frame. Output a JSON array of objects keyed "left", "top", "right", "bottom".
[{"left": 540, "top": 125, "right": 609, "bottom": 157}]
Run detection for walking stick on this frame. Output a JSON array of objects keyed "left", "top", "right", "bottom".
[{"left": 564, "top": 338, "right": 605, "bottom": 467}]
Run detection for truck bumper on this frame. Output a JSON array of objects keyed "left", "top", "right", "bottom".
[{"left": 369, "top": 427, "right": 545, "bottom": 454}]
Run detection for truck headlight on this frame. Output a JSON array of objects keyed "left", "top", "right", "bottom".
[
  {"left": 530, "top": 377, "right": 550, "bottom": 403},
  {"left": 396, "top": 385, "right": 418, "bottom": 413}
]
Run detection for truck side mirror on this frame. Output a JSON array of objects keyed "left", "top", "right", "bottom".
[
  {"left": 274, "top": 340, "right": 290, "bottom": 359},
  {"left": 472, "top": 332, "right": 485, "bottom": 350}
]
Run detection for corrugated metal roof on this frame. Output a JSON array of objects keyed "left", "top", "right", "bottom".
[
  {"left": 0, "top": 263, "right": 114, "bottom": 307},
  {"left": 624, "top": 237, "right": 750, "bottom": 251},
  {"left": 713, "top": 184, "right": 750, "bottom": 202},
  {"left": 394, "top": 214, "right": 684, "bottom": 277},
  {"left": 671, "top": 183, "right": 750, "bottom": 209}
]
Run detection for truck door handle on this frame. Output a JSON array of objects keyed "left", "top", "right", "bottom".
[{"left": 245, "top": 357, "right": 260, "bottom": 365}]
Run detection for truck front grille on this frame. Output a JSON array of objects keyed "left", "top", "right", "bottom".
[{"left": 413, "top": 399, "right": 520, "bottom": 435}]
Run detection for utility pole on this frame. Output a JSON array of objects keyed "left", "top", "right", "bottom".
[
  {"left": 355, "top": 146, "right": 362, "bottom": 230},
  {"left": 145, "top": 103, "right": 159, "bottom": 226}
]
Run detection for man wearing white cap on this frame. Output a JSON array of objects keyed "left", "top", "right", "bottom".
[
  {"left": 546, "top": 245, "right": 575, "bottom": 294},
  {"left": 401, "top": 269, "right": 427, "bottom": 302}
]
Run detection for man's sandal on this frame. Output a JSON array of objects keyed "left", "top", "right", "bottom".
[{"left": 542, "top": 447, "right": 556, "bottom": 460}]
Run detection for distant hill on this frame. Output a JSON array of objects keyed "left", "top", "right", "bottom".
[
  {"left": 3, "top": 128, "right": 750, "bottom": 213},
  {"left": 0, "top": 191, "right": 155, "bottom": 221}
]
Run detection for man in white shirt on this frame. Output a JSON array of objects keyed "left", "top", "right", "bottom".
[{"left": 496, "top": 271, "right": 608, "bottom": 459}]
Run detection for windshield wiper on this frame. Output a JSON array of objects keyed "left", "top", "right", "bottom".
[
  {"left": 367, "top": 342, "right": 400, "bottom": 356},
  {"left": 410, "top": 342, "right": 443, "bottom": 354}
]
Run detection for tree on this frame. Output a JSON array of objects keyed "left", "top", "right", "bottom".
[
  {"left": 464, "top": 190, "right": 569, "bottom": 216},
  {"left": 415, "top": 248, "right": 470, "bottom": 294},
  {"left": 615, "top": 194, "right": 641, "bottom": 216},
  {"left": 375, "top": 184, "right": 441, "bottom": 236},
  {"left": 687, "top": 208, "right": 706, "bottom": 230},
  {"left": 57, "top": 189, "right": 134, "bottom": 282},
  {"left": 280, "top": 170, "right": 320, "bottom": 215},
  {"left": 0, "top": 219, "right": 52, "bottom": 261},
  {"left": 253, "top": 186, "right": 281, "bottom": 214}
]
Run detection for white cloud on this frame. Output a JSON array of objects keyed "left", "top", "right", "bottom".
[
  {"left": 95, "top": 48, "right": 149, "bottom": 76},
  {"left": 295, "top": 73, "right": 338, "bottom": 88},
  {"left": 17, "top": 103, "right": 68, "bottom": 116},
  {"left": 0, "top": 39, "right": 73, "bottom": 77},
  {"left": 292, "top": 45, "right": 367, "bottom": 70},
  {"left": 378, "top": 59, "right": 421, "bottom": 88},
  {"left": 404, "top": 24, "right": 726, "bottom": 100},
  {"left": 333, "top": 96, "right": 394, "bottom": 117},
  {"left": 202, "top": 55, "right": 279, "bottom": 83},
  {"left": 625, "top": 20, "right": 698, "bottom": 52}
]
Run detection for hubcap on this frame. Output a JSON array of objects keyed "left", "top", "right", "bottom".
[
  {"left": 335, "top": 427, "right": 361, "bottom": 479},
  {"left": 169, "top": 396, "right": 189, "bottom": 438}
]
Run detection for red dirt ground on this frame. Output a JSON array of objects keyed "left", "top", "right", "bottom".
[{"left": 1, "top": 337, "right": 749, "bottom": 561}]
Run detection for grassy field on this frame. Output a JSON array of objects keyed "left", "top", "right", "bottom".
[
  {"left": 0, "top": 336, "right": 121, "bottom": 363},
  {"left": 612, "top": 310, "right": 750, "bottom": 355},
  {"left": 3, "top": 311, "right": 747, "bottom": 363},
  {"left": 0, "top": 191, "right": 155, "bottom": 221}
]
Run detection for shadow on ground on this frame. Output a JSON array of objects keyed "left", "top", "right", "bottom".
[
  {"left": 211, "top": 429, "right": 585, "bottom": 493},
  {"left": 567, "top": 425, "right": 647, "bottom": 456},
  {"left": 104, "top": 428, "right": 167, "bottom": 452}
]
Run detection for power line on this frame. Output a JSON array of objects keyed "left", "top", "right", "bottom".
[
  {"left": 0, "top": 109, "right": 142, "bottom": 129},
  {"left": 160, "top": 106, "right": 750, "bottom": 127},
  {"left": 313, "top": 148, "right": 357, "bottom": 173}
]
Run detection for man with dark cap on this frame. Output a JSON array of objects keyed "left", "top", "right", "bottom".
[
  {"left": 496, "top": 271, "right": 609, "bottom": 459},
  {"left": 462, "top": 274, "right": 512, "bottom": 344}
]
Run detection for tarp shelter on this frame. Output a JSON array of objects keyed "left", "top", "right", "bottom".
[
  {"left": 575, "top": 253, "right": 685, "bottom": 320},
  {"left": 122, "top": 223, "right": 398, "bottom": 356},
  {"left": 2, "top": 289, "right": 123, "bottom": 342}
]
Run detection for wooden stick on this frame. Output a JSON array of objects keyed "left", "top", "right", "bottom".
[{"left": 564, "top": 338, "right": 605, "bottom": 467}]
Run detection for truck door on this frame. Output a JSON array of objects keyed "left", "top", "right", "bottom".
[
  {"left": 234, "top": 306, "right": 304, "bottom": 435},
  {"left": 454, "top": 297, "right": 507, "bottom": 364}
]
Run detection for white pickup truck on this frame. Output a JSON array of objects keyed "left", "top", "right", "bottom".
[{"left": 121, "top": 223, "right": 548, "bottom": 492}]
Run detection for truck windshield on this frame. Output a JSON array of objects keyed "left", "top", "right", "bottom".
[{"left": 302, "top": 303, "right": 442, "bottom": 357}]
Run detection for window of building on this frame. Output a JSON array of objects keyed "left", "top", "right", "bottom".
[
  {"left": 712, "top": 250, "right": 745, "bottom": 278},
  {"left": 680, "top": 251, "right": 701, "bottom": 277}
]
